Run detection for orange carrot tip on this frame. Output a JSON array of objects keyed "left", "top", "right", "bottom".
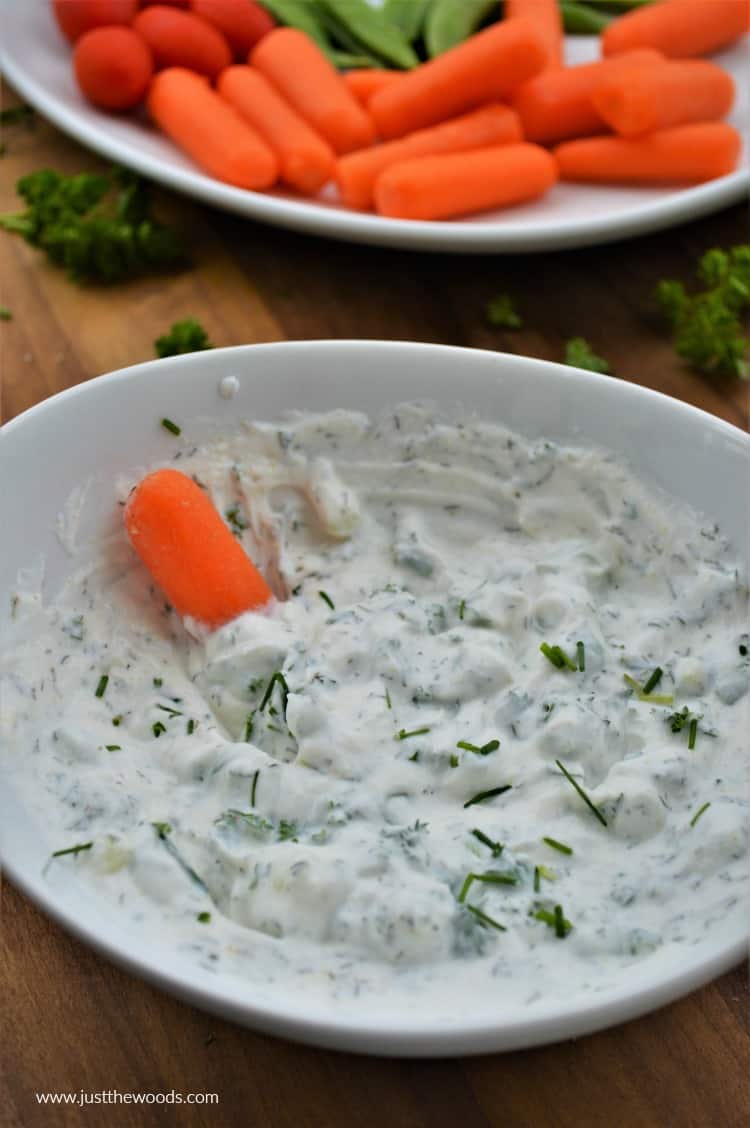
[
  {"left": 602, "top": 0, "right": 750, "bottom": 59},
  {"left": 553, "top": 122, "right": 742, "bottom": 186},
  {"left": 592, "top": 60, "right": 736, "bottom": 138},
  {"left": 504, "top": 0, "right": 563, "bottom": 69},
  {"left": 373, "top": 143, "right": 558, "bottom": 222},
  {"left": 336, "top": 104, "right": 523, "bottom": 212},
  {"left": 343, "top": 69, "right": 404, "bottom": 106},
  {"left": 148, "top": 68, "right": 278, "bottom": 189},
  {"left": 124, "top": 468, "right": 273, "bottom": 630}
]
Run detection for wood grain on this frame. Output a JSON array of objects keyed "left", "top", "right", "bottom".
[{"left": 1, "top": 83, "right": 748, "bottom": 1128}]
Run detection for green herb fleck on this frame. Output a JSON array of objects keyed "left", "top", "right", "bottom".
[
  {"left": 51, "top": 841, "right": 93, "bottom": 858},
  {"left": 449, "top": 754, "right": 459, "bottom": 768},
  {"left": 689, "top": 801, "right": 711, "bottom": 827},
  {"left": 533, "top": 865, "right": 541, "bottom": 893},
  {"left": 156, "top": 703, "right": 182, "bottom": 718},
  {"left": 465, "top": 904, "right": 507, "bottom": 932},
  {"left": 408, "top": 750, "right": 420, "bottom": 762},
  {"left": 197, "top": 911, "right": 211, "bottom": 923},
  {"left": 395, "top": 726, "right": 431, "bottom": 741},
  {"left": 533, "top": 904, "right": 572, "bottom": 938},
  {"left": 0, "top": 307, "right": 12, "bottom": 321},
  {"left": 105, "top": 744, "right": 121, "bottom": 752},
  {"left": 385, "top": 686, "right": 392, "bottom": 710},
  {"left": 642, "top": 667, "right": 663, "bottom": 695},
  {"left": 457, "top": 739, "right": 500, "bottom": 756},
  {"left": 667, "top": 706, "right": 702, "bottom": 746},
  {"left": 152, "top": 720, "right": 167, "bottom": 738},
  {"left": 486, "top": 293, "right": 522, "bottom": 329},
  {"left": 153, "top": 677, "right": 163, "bottom": 687},
  {"left": 250, "top": 770, "right": 259, "bottom": 806},
  {"left": 458, "top": 869, "right": 518, "bottom": 902},
  {"left": 564, "top": 337, "right": 611, "bottom": 374},
  {"left": 688, "top": 716, "right": 698, "bottom": 750},
  {"left": 471, "top": 828, "right": 503, "bottom": 856},
  {"left": 155, "top": 317, "right": 212, "bottom": 358},
  {"left": 540, "top": 642, "right": 578, "bottom": 671},
  {"left": 161, "top": 417, "right": 181, "bottom": 436},
  {"left": 112, "top": 715, "right": 122, "bottom": 727},
  {"left": 225, "top": 506, "right": 248, "bottom": 536},
  {"left": 319, "top": 591, "right": 335, "bottom": 611},
  {"left": 259, "top": 671, "right": 289, "bottom": 718},
  {"left": 152, "top": 822, "right": 171, "bottom": 839},
  {"left": 463, "top": 784, "right": 512, "bottom": 809},
  {"left": 543, "top": 836, "right": 573, "bottom": 855},
  {"left": 458, "top": 598, "right": 466, "bottom": 620},
  {"left": 94, "top": 674, "right": 109, "bottom": 698},
  {"left": 576, "top": 640, "right": 585, "bottom": 672},
  {"left": 243, "top": 711, "right": 255, "bottom": 742},
  {"left": 623, "top": 672, "right": 674, "bottom": 706},
  {"left": 278, "top": 820, "right": 298, "bottom": 842},
  {"left": 187, "top": 719, "right": 196, "bottom": 735},
  {"left": 555, "top": 759, "right": 607, "bottom": 827}
]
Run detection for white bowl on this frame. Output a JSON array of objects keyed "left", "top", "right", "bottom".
[{"left": 1, "top": 341, "right": 748, "bottom": 1056}]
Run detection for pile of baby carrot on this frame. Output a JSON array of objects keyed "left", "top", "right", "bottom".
[{"left": 54, "top": 0, "right": 748, "bottom": 222}]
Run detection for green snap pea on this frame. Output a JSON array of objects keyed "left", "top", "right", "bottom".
[
  {"left": 313, "top": 3, "right": 386, "bottom": 66},
  {"left": 559, "top": 1, "right": 613, "bottom": 33},
  {"left": 330, "top": 50, "right": 386, "bottom": 69},
  {"left": 425, "top": 0, "right": 496, "bottom": 57},
  {"left": 382, "top": 0, "right": 432, "bottom": 43},
  {"left": 256, "top": 0, "right": 330, "bottom": 49},
  {"left": 316, "top": 0, "right": 419, "bottom": 69}
]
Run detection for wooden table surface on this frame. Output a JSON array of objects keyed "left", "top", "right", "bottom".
[{"left": 1, "top": 84, "right": 748, "bottom": 1128}]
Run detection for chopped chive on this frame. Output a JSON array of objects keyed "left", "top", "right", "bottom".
[
  {"left": 642, "top": 667, "right": 663, "bottom": 695},
  {"left": 259, "top": 671, "right": 289, "bottom": 717},
  {"left": 740, "top": 644, "right": 748, "bottom": 657},
  {"left": 688, "top": 717, "right": 698, "bottom": 750},
  {"left": 318, "top": 591, "right": 335, "bottom": 611},
  {"left": 395, "top": 726, "right": 431, "bottom": 741},
  {"left": 95, "top": 674, "right": 109, "bottom": 698},
  {"left": 161, "top": 417, "right": 181, "bottom": 436},
  {"left": 537, "top": 864, "right": 556, "bottom": 883},
  {"left": 105, "top": 744, "right": 121, "bottom": 751},
  {"left": 152, "top": 720, "right": 167, "bottom": 738},
  {"left": 533, "top": 904, "right": 572, "bottom": 937},
  {"left": 385, "top": 686, "right": 392, "bottom": 710},
  {"left": 408, "top": 750, "right": 420, "bottom": 762},
  {"left": 197, "top": 911, "right": 211, "bottom": 923},
  {"left": 543, "top": 836, "right": 573, "bottom": 855},
  {"left": 51, "top": 841, "right": 93, "bottom": 858},
  {"left": 187, "top": 719, "right": 196, "bottom": 735},
  {"left": 465, "top": 904, "right": 507, "bottom": 932},
  {"left": 458, "top": 599, "right": 466, "bottom": 620},
  {"left": 463, "top": 784, "right": 512, "bottom": 809},
  {"left": 156, "top": 703, "right": 182, "bottom": 717},
  {"left": 153, "top": 677, "right": 163, "bottom": 687},
  {"left": 555, "top": 759, "right": 607, "bottom": 827},
  {"left": 471, "top": 828, "right": 503, "bottom": 856},
  {"left": 250, "top": 770, "right": 259, "bottom": 806},
  {"left": 449, "top": 754, "right": 459, "bottom": 768},
  {"left": 576, "top": 640, "right": 585, "bottom": 672},
  {"left": 152, "top": 822, "right": 171, "bottom": 838},
  {"left": 457, "top": 739, "right": 499, "bottom": 756},
  {"left": 458, "top": 872, "right": 475, "bottom": 903},
  {"left": 458, "top": 870, "right": 518, "bottom": 902},
  {"left": 623, "top": 672, "right": 674, "bottom": 705},
  {"left": 112, "top": 715, "right": 122, "bottom": 726},
  {"left": 540, "top": 642, "right": 578, "bottom": 671},
  {"left": 690, "top": 801, "right": 711, "bottom": 827},
  {"left": 533, "top": 865, "right": 541, "bottom": 893},
  {"left": 244, "top": 711, "right": 255, "bottom": 742}
]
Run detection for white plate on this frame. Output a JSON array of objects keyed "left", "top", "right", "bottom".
[
  {"left": 1, "top": 341, "right": 748, "bottom": 1056},
  {"left": 1, "top": 4, "right": 748, "bottom": 252}
]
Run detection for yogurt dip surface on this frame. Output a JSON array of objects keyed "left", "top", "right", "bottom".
[{"left": 2, "top": 405, "right": 748, "bottom": 1022}]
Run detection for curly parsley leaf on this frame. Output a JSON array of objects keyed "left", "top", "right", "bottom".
[
  {"left": 564, "top": 337, "right": 611, "bottom": 375},
  {"left": 155, "top": 317, "right": 213, "bottom": 359}
]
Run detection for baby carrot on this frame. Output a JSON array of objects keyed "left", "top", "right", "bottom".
[
  {"left": 190, "top": 0, "right": 276, "bottom": 56},
  {"left": 251, "top": 28, "right": 376, "bottom": 155},
  {"left": 148, "top": 68, "right": 278, "bottom": 188},
  {"left": 592, "top": 60, "right": 735, "bottom": 137},
  {"left": 336, "top": 104, "right": 523, "bottom": 211},
  {"left": 133, "top": 5, "right": 232, "bottom": 78},
  {"left": 513, "top": 48, "right": 663, "bottom": 144},
  {"left": 553, "top": 122, "right": 742, "bottom": 185},
  {"left": 505, "top": 0, "right": 563, "bottom": 68},
  {"left": 602, "top": 0, "right": 750, "bottom": 59},
  {"left": 369, "top": 18, "right": 549, "bottom": 140},
  {"left": 374, "top": 143, "right": 558, "bottom": 221},
  {"left": 343, "top": 68, "right": 403, "bottom": 107},
  {"left": 124, "top": 468, "right": 273, "bottom": 629},
  {"left": 218, "top": 66, "right": 335, "bottom": 194}
]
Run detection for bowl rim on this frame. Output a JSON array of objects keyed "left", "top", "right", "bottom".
[{"left": 2, "top": 340, "right": 748, "bottom": 1057}]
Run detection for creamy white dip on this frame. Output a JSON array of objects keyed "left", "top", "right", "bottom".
[{"left": 2, "top": 406, "right": 748, "bottom": 1019}]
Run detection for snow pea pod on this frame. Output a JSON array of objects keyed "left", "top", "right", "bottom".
[
  {"left": 313, "top": 3, "right": 386, "bottom": 66},
  {"left": 256, "top": 0, "right": 330, "bottom": 49},
  {"left": 382, "top": 0, "right": 432, "bottom": 43},
  {"left": 559, "top": 2, "right": 613, "bottom": 33},
  {"left": 424, "top": 0, "right": 497, "bottom": 58},
  {"left": 316, "top": 0, "right": 419, "bottom": 69}
]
